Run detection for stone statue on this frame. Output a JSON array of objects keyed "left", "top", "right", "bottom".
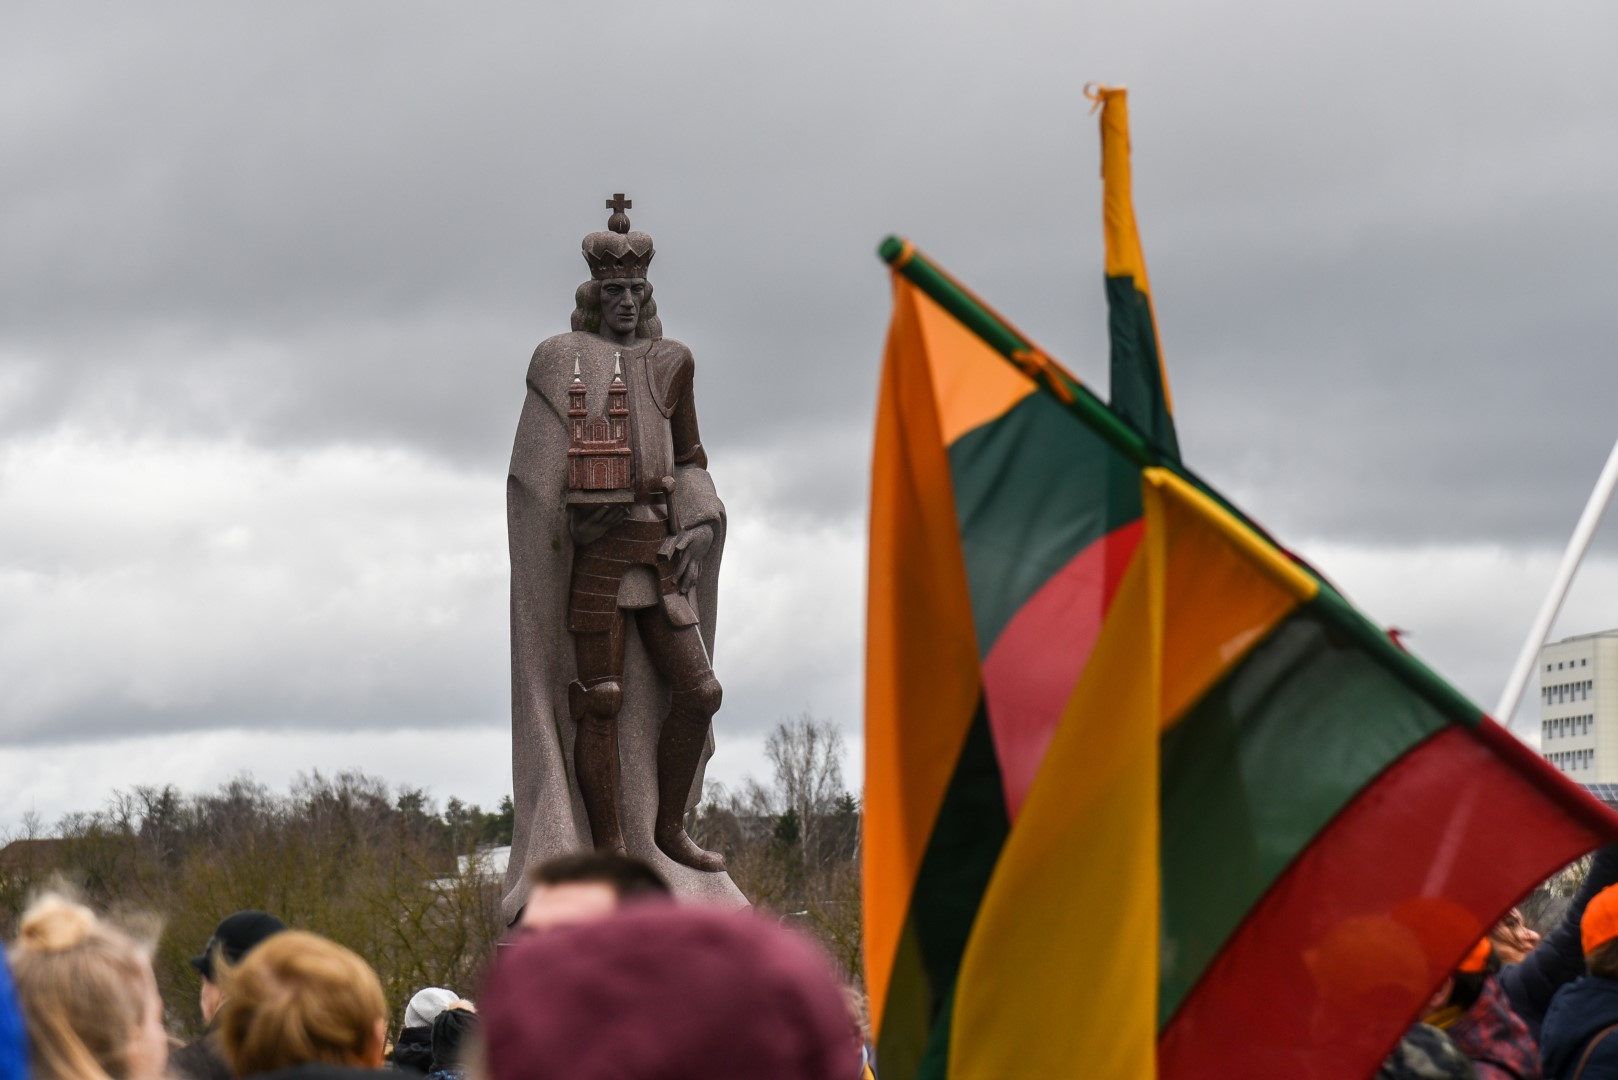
[{"left": 502, "top": 196, "right": 745, "bottom": 919}]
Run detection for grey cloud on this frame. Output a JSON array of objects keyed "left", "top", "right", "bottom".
[
  {"left": 3, "top": 0, "right": 1618, "bottom": 770},
  {"left": 0, "top": 432, "right": 857, "bottom": 748},
  {"left": 5, "top": 1, "right": 1613, "bottom": 546}
]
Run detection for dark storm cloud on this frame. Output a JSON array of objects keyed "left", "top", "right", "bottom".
[
  {"left": 6, "top": 0, "right": 1617, "bottom": 542},
  {"left": 2, "top": 0, "right": 1617, "bottom": 768}
]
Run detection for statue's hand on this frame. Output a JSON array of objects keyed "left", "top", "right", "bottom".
[
  {"left": 570, "top": 504, "right": 628, "bottom": 547},
  {"left": 668, "top": 523, "right": 714, "bottom": 594}
]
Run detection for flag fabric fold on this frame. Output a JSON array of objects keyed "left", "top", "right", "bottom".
[{"left": 865, "top": 235, "right": 1618, "bottom": 1079}]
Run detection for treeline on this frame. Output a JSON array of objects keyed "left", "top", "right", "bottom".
[
  {"left": 0, "top": 716, "right": 863, "bottom": 1037},
  {"left": 0, "top": 773, "right": 511, "bottom": 1038}
]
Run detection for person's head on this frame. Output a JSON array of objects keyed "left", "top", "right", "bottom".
[
  {"left": 841, "top": 985, "right": 872, "bottom": 1077},
  {"left": 429, "top": 1004, "right": 478, "bottom": 1074},
  {"left": 569, "top": 278, "right": 660, "bottom": 341},
  {"left": 482, "top": 906, "right": 850, "bottom": 1080},
  {"left": 1489, "top": 906, "right": 1541, "bottom": 965},
  {"left": 1583, "top": 882, "right": 1618, "bottom": 978},
  {"left": 190, "top": 910, "right": 287, "bottom": 1025},
  {"left": 402, "top": 987, "right": 459, "bottom": 1032},
  {"left": 216, "top": 930, "right": 387, "bottom": 1077},
  {"left": 1423, "top": 938, "right": 1498, "bottom": 1018},
  {"left": 7, "top": 893, "right": 166, "bottom": 1080},
  {"left": 518, "top": 852, "right": 669, "bottom": 933}
]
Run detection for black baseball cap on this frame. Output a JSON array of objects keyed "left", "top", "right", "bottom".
[{"left": 189, "top": 910, "right": 288, "bottom": 982}]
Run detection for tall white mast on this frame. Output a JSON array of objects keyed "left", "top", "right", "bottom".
[{"left": 1496, "top": 436, "right": 1618, "bottom": 726}]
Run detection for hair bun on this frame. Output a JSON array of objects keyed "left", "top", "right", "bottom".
[{"left": 18, "top": 894, "right": 97, "bottom": 953}]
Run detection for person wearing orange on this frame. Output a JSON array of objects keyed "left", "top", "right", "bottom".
[
  {"left": 1540, "top": 883, "right": 1618, "bottom": 1079},
  {"left": 1502, "top": 847, "right": 1618, "bottom": 1041},
  {"left": 1425, "top": 937, "right": 1539, "bottom": 1079}
]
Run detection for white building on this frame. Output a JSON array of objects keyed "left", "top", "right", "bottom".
[
  {"left": 1539, "top": 630, "right": 1618, "bottom": 780},
  {"left": 457, "top": 844, "right": 511, "bottom": 880}
]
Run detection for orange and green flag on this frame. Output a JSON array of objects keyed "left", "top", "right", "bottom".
[{"left": 863, "top": 118, "right": 1618, "bottom": 1079}]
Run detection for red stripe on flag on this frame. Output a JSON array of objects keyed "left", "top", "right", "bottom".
[
  {"left": 1158, "top": 719, "right": 1618, "bottom": 1080},
  {"left": 981, "top": 520, "right": 1143, "bottom": 819}
]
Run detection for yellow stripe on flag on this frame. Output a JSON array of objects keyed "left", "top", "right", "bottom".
[
  {"left": 950, "top": 541, "right": 1159, "bottom": 1079},
  {"left": 864, "top": 275, "right": 988, "bottom": 1035},
  {"left": 1094, "top": 84, "right": 1150, "bottom": 295}
]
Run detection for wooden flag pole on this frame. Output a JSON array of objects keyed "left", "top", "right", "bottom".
[{"left": 1497, "top": 434, "right": 1618, "bottom": 727}]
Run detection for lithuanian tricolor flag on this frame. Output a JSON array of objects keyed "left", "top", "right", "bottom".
[{"left": 863, "top": 94, "right": 1618, "bottom": 1080}]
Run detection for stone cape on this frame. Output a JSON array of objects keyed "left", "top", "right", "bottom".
[{"left": 502, "top": 330, "right": 746, "bottom": 920}]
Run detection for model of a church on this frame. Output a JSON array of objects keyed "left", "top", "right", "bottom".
[{"left": 566, "top": 351, "right": 633, "bottom": 501}]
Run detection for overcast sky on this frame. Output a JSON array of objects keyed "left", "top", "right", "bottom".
[{"left": 3, "top": 0, "right": 1617, "bottom": 829}]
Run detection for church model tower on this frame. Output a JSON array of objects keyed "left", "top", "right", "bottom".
[{"left": 566, "top": 351, "right": 633, "bottom": 499}]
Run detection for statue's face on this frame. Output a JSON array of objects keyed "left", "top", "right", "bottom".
[{"left": 600, "top": 278, "right": 646, "bottom": 335}]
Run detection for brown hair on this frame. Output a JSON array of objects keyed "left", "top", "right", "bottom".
[
  {"left": 1589, "top": 938, "right": 1618, "bottom": 979},
  {"left": 7, "top": 893, "right": 157, "bottom": 1080},
  {"left": 216, "top": 930, "right": 387, "bottom": 1077},
  {"left": 528, "top": 851, "right": 670, "bottom": 900}
]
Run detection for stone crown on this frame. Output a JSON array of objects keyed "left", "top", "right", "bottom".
[{"left": 583, "top": 230, "right": 655, "bottom": 280}]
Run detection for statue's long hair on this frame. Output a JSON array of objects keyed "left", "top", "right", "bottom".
[{"left": 570, "top": 280, "right": 662, "bottom": 340}]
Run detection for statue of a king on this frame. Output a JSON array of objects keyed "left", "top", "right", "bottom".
[{"left": 502, "top": 195, "right": 745, "bottom": 920}]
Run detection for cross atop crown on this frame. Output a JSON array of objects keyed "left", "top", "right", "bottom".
[
  {"left": 606, "top": 193, "right": 632, "bottom": 234},
  {"left": 584, "top": 194, "right": 653, "bottom": 278}
]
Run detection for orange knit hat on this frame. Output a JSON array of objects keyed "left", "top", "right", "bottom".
[
  {"left": 1583, "top": 883, "right": 1618, "bottom": 955},
  {"left": 1456, "top": 937, "right": 1492, "bottom": 974}
]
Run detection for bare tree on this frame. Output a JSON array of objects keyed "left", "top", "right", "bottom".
[{"left": 762, "top": 714, "right": 845, "bottom": 870}]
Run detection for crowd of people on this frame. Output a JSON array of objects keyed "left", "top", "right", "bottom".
[
  {"left": 18, "top": 846, "right": 1618, "bottom": 1078},
  {"left": 1377, "top": 843, "right": 1618, "bottom": 1079},
  {"left": 0, "top": 852, "right": 873, "bottom": 1080}
]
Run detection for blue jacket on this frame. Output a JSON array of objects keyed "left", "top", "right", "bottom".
[
  {"left": 1541, "top": 976, "right": 1618, "bottom": 1079},
  {"left": 1504, "top": 846, "right": 1618, "bottom": 1041},
  {"left": 0, "top": 955, "right": 25, "bottom": 1080}
]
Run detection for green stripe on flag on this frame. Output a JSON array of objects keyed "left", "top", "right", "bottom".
[
  {"left": 879, "top": 702, "right": 1009, "bottom": 1080},
  {"left": 947, "top": 393, "right": 1141, "bottom": 656},
  {"left": 1158, "top": 606, "right": 1451, "bottom": 1023},
  {"left": 1105, "top": 275, "right": 1179, "bottom": 462}
]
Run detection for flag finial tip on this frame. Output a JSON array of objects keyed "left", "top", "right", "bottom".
[
  {"left": 878, "top": 236, "right": 916, "bottom": 268},
  {"left": 1084, "top": 83, "right": 1125, "bottom": 113}
]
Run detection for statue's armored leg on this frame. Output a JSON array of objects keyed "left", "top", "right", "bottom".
[
  {"left": 637, "top": 613, "right": 727, "bottom": 873},
  {"left": 571, "top": 621, "right": 628, "bottom": 855}
]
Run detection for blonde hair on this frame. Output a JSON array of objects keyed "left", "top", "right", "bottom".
[
  {"left": 7, "top": 893, "right": 157, "bottom": 1080},
  {"left": 842, "top": 985, "right": 871, "bottom": 1043},
  {"left": 216, "top": 930, "right": 386, "bottom": 1077}
]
